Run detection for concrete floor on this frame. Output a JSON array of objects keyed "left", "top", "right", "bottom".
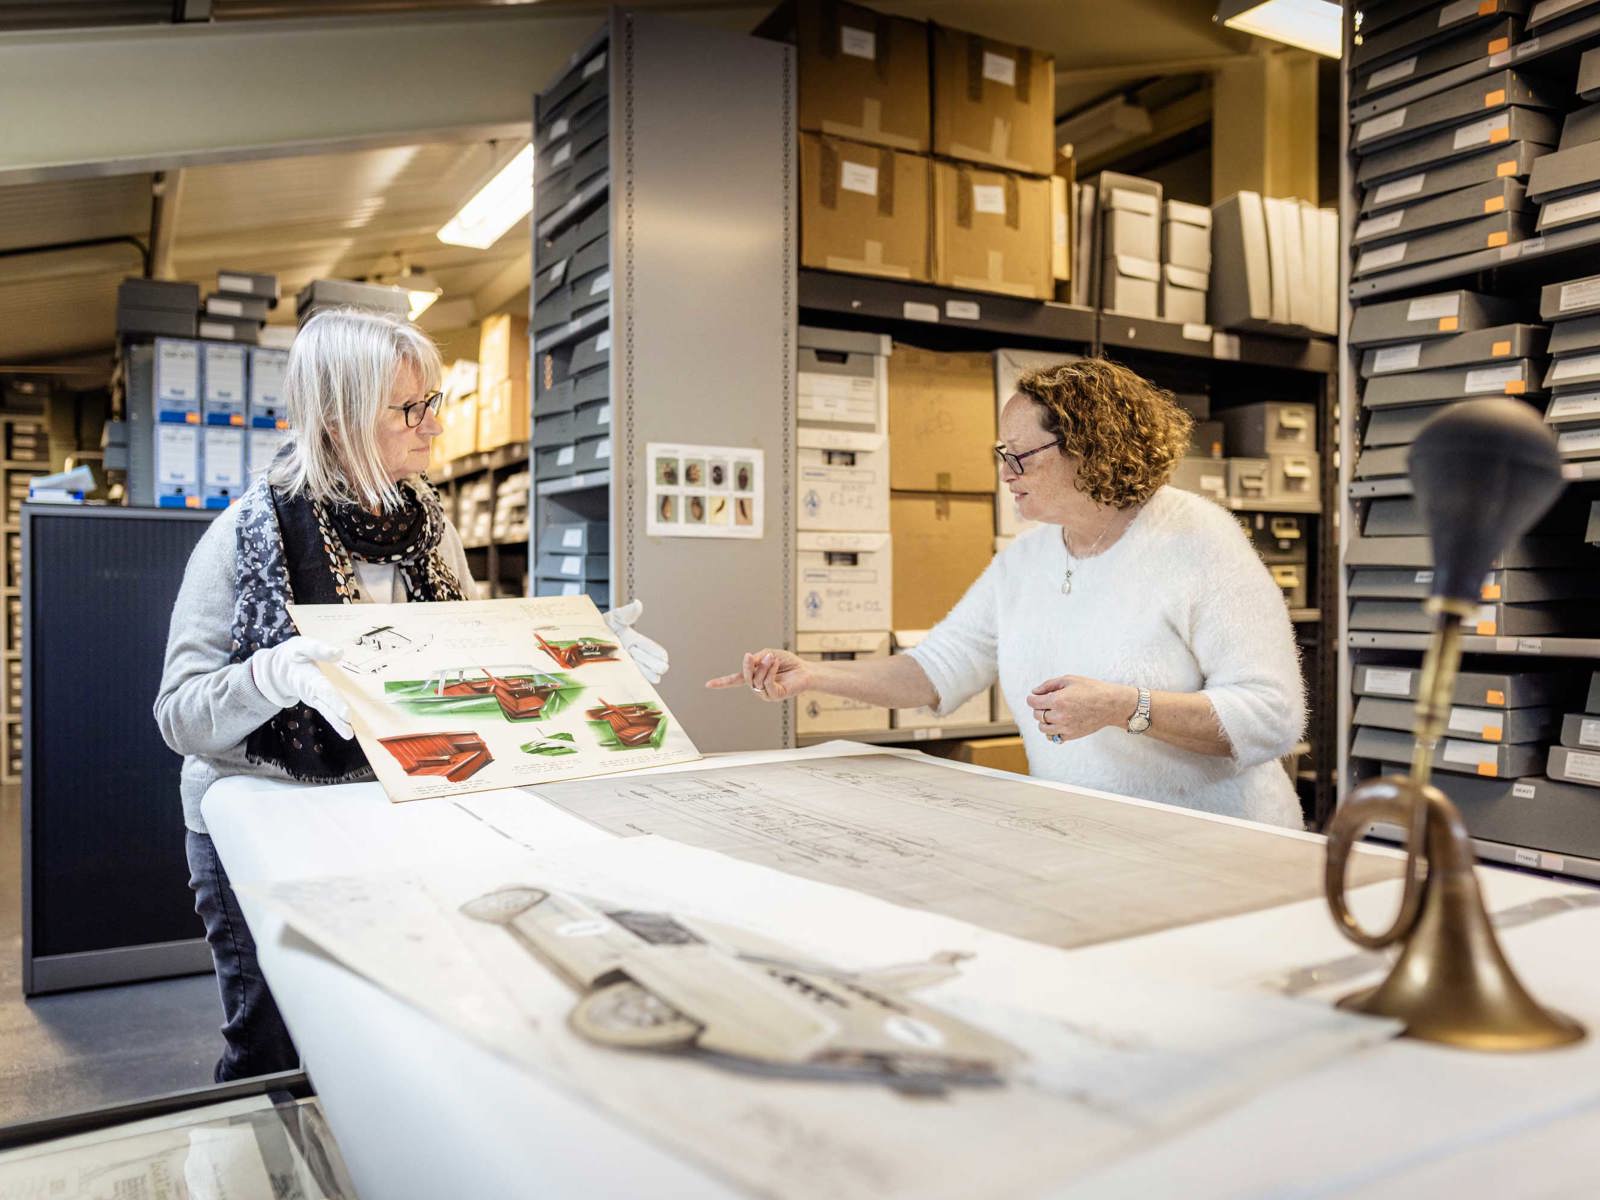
[{"left": 0, "top": 783, "right": 223, "bottom": 1127}]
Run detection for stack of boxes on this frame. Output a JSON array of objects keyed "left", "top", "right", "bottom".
[
  {"left": 1097, "top": 171, "right": 1162, "bottom": 318},
  {"left": 776, "top": 0, "right": 1068, "bottom": 301},
  {"left": 1528, "top": 47, "right": 1600, "bottom": 237},
  {"left": 1209, "top": 191, "right": 1338, "bottom": 335},
  {"left": 794, "top": 326, "right": 894, "bottom": 737},
  {"left": 477, "top": 313, "right": 532, "bottom": 455},
  {"left": 296, "top": 278, "right": 409, "bottom": 325},
  {"left": 117, "top": 279, "right": 198, "bottom": 339},
  {"left": 538, "top": 520, "right": 608, "bottom": 607},
  {"left": 1162, "top": 199, "right": 1212, "bottom": 324},
  {"left": 199, "top": 270, "right": 278, "bottom": 345},
  {"left": 1539, "top": 271, "right": 1600, "bottom": 463}
]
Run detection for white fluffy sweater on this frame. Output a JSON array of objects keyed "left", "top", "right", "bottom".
[{"left": 907, "top": 486, "right": 1306, "bottom": 829}]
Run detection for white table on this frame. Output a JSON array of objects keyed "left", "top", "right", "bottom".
[{"left": 204, "top": 745, "right": 1600, "bottom": 1200}]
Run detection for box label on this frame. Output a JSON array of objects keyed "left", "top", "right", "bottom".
[
  {"left": 1557, "top": 428, "right": 1600, "bottom": 454},
  {"left": 1580, "top": 718, "right": 1600, "bottom": 748},
  {"left": 1372, "top": 343, "right": 1422, "bottom": 373},
  {"left": 945, "top": 300, "right": 981, "bottom": 320},
  {"left": 1541, "top": 191, "right": 1600, "bottom": 226},
  {"left": 590, "top": 271, "right": 611, "bottom": 296},
  {"left": 548, "top": 261, "right": 567, "bottom": 284},
  {"left": 209, "top": 297, "right": 244, "bottom": 317},
  {"left": 595, "top": 330, "right": 612, "bottom": 351},
  {"left": 1358, "top": 242, "right": 1408, "bottom": 272},
  {"left": 1364, "top": 667, "right": 1412, "bottom": 696},
  {"left": 1449, "top": 707, "right": 1502, "bottom": 737},
  {"left": 1551, "top": 352, "right": 1600, "bottom": 381},
  {"left": 198, "top": 320, "right": 238, "bottom": 341},
  {"left": 840, "top": 161, "right": 879, "bottom": 196},
  {"left": 598, "top": 404, "right": 611, "bottom": 426},
  {"left": 902, "top": 301, "right": 940, "bottom": 322},
  {"left": 1513, "top": 781, "right": 1537, "bottom": 799},
  {"left": 1357, "top": 210, "right": 1405, "bottom": 239},
  {"left": 1465, "top": 363, "right": 1522, "bottom": 392},
  {"left": 557, "top": 446, "right": 575, "bottom": 466},
  {"left": 972, "top": 184, "right": 1006, "bottom": 216},
  {"left": 1368, "top": 57, "right": 1418, "bottom": 89},
  {"left": 560, "top": 555, "right": 581, "bottom": 575},
  {"left": 596, "top": 440, "right": 610, "bottom": 460},
  {"left": 551, "top": 142, "right": 572, "bottom": 168},
  {"left": 1181, "top": 323, "right": 1211, "bottom": 342},
  {"left": 1211, "top": 332, "right": 1241, "bottom": 360},
  {"left": 1373, "top": 174, "right": 1425, "bottom": 205},
  {"left": 1560, "top": 278, "right": 1600, "bottom": 313},
  {"left": 840, "top": 25, "right": 875, "bottom": 59},
  {"left": 1561, "top": 749, "right": 1600, "bottom": 783},
  {"left": 582, "top": 51, "right": 606, "bottom": 79},
  {"left": 1358, "top": 108, "right": 1408, "bottom": 142},
  {"left": 1443, "top": 739, "right": 1494, "bottom": 766},
  {"left": 1416, "top": 569, "right": 1435, "bottom": 583},
  {"left": 548, "top": 116, "right": 570, "bottom": 141},
  {"left": 561, "top": 529, "right": 583, "bottom": 548},
  {"left": 1514, "top": 847, "right": 1541, "bottom": 868},
  {"left": 799, "top": 372, "right": 878, "bottom": 424},
  {"left": 1454, "top": 113, "right": 1509, "bottom": 151},
  {"left": 1548, "top": 392, "right": 1600, "bottom": 419},
  {"left": 1438, "top": 0, "right": 1478, "bottom": 24},
  {"left": 982, "top": 51, "right": 1017, "bottom": 87},
  {"left": 1517, "top": 637, "right": 1543, "bottom": 654},
  {"left": 217, "top": 273, "right": 253, "bottom": 293}
]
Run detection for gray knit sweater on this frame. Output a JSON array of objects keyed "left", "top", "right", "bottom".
[{"left": 153, "top": 501, "right": 476, "bottom": 834}]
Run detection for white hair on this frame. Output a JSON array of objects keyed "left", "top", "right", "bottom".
[{"left": 268, "top": 307, "right": 443, "bottom": 511}]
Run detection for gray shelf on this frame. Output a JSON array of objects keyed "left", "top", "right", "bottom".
[
  {"left": 1368, "top": 821, "right": 1600, "bottom": 885},
  {"left": 535, "top": 469, "right": 610, "bottom": 496},
  {"left": 1224, "top": 497, "right": 1322, "bottom": 514},
  {"left": 1289, "top": 607, "right": 1321, "bottom": 623},
  {"left": 1349, "top": 220, "right": 1600, "bottom": 302},
  {"left": 1348, "top": 631, "right": 1600, "bottom": 658},
  {"left": 1348, "top": 477, "right": 1413, "bottom": 499},
  {"left": 796, "top": 722, "right": 1019, "bottom": 749}
]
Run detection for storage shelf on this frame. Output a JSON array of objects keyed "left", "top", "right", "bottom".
[
  {"left": 1366, "top": 820, "right": 1600, "bottom": 885},
  {"left": 532, "top": 304, "right": 607, "bottom": 355},
  {"left": 796, "top": 721, "right": 1018, "bottom": 749},
  {"left": 536, "top": 469, "right": 610, "bottom": 496},
  {"left": 429, "top": 444, "right": 528, "bottom": 484},
  {"left": 1349, "top": 477, "right": 1413, "bottom": 499},
  {"left": 1289, "top": 607, "right": 1321, "bottom": 623},
  {"left": 799, "top": 270, "right": 1097, "bottom": 346},
  {"left": 1349, "top": 631, "right": 1600, "bottom": 658},
  {"left": 1350, "top": 220, "right": 1600, "bottom": 302},
  {"left": 1100, "top": 314, "right": 1338, "bottom": 373},
  {"left": 534, "top": 174, "right": 608, "bottom": 242},
  {"left": 1350, "top": 13, "right": 1600, "bottom": 124},
  {"left": 1223, "top": 497, "right": 1322, "bottom": 514}
]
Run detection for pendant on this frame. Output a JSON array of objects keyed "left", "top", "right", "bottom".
[{"left": 1061, "top": 569, "right": 1073, "bottom": 595}]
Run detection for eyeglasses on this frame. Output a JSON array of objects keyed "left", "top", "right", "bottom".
[
  {"left": 994, "top": 438, "right": 1062, "bottom": 475},
  {"left": 389, "top": 391, "right": 445, "bottom": 428}
]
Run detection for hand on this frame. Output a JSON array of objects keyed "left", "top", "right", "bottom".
[
  {"left": 1027, "top": 676, "right": 1138, "bottom": 744},
  {"left": 604, "top": 599, "right": 669, "bottom": 684},
  {"left": 249, "top": 637, "right": 355, "bottom": 739},
  {"left": 706, "top": 648, "right": 813, "bottom": 701}
]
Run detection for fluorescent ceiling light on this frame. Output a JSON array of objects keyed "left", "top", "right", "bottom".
[
  {"left": 404, "top": 271, "right": 443, "bottom": 320},
  {"left": 438, "top": 143, "right": 534, "bottom": 249},
  {"left": 1218, "top": 0, "right": 1341, "bottom": 58}
]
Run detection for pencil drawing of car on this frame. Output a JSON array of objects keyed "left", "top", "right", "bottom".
[
  {"left": 459, "top": 886, "right": 1023, "bottom": 1094},
  {"left": 341, "top": 625, "right": 431, "bottom": 675},
  {"left": 384, "top": 666, "right": 580, "bottom": 723}
]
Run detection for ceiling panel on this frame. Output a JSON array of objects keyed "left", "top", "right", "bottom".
[
  {"left": 0, "top": 269, "right": 124, "bottom": 361},
  {"left": 0, "top": 173, "right": 152, "bottom": 253}
]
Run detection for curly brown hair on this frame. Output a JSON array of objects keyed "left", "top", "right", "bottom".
[{"left": 1015, "top": 358, "right": 1193, "bottom": 508}]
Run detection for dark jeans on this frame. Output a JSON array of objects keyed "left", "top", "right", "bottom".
[{"left": 186, "top": 830, "right": 299, "bottom": 1082}]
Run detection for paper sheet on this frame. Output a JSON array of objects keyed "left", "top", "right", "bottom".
[
  {"left": 288, "top": 596, "right": 700, "bottom": 802},
  {"left": 522, "top": 754, "right": 1401, "bottom": 950},
  {"left": 245, "top": 835, "right": 1398, "bottom": 1200}
]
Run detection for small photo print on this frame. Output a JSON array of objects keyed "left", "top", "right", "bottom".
[
  {"left": 686, "top": 494, "right": 707, "bottom": 524},
  {"left": 734, "top": 460, "right": 754, "bottom": 492},
  {"left": 708, "top": 495, "right": 730, "bottom": 525},
  {"left": 709, "top": 460, "right": 729, "bottom": 489},
  {"left": 684, "top": 459, "right": 706, "bottom": 486},
  {"left": 735, "top": 496, "right": 753, "bottom": 526},
  {"left": 656, "top": 457, "right": 679, "bottom": 486},
  {"left": 657, "top": 494, "right": 677, "bottom": 523}
]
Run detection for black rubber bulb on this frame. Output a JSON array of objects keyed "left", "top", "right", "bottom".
[{"left": 1408, "top": 398, "right": 1564, "bottom": 604}]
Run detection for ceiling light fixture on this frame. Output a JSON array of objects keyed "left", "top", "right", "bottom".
[
  {"left": 402, "top": 268, "right": 443, "bottom": 320},
  {"left": 1216, "top": 0, "right": 1341, "bottom": 59},
  {"left": 437, "top": 143, "right": 535, "bottom": 250}
]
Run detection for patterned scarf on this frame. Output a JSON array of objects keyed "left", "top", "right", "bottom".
[{"left": 229, "top": 472, "right": 467, "bottom": 781}]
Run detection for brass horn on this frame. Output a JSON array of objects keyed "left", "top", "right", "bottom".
[{"left": 1325, "top": 399, "right": 1583, "bottom": 1051}]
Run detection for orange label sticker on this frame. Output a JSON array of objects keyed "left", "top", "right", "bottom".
[
  {"left": 1439, "top": 316, "right": 1460, "bottom": 331},
  {"left": 1484, "top": 727, "right": 1503, "bottom": 743},
  {"left": 1497, "top": 159, "right": 1518, "bottom": 177},
  {"left": 1476, "top": 620, "right": 1497, "bottom": 635},
  {"left": 185, "top": 412, "right": 200, "bottom": 425},
  {"left": 1487, "top": 231, "right": 1509, "bottom": 247},
  {"left": 1477, "top": 763, "right": 1499, "bottom": 777},
  {"left": 230, "top": 414, "right": 244, "bottom": 426},
  {"left": 1488, "top": 36, "right": 1510, "bottom": 53},
  {"left": 1484, "top": 88, "right": 1506, "bottom": 107},
  {"left": 1506, "top": 380, "right": 1527, "bottom": 394},
  {"left": 276, "top": 419, "right": 289, "bottom": 430},
  {"left": 1482, "top": 582, "right": 1503, "bottom": 600},
  {"left": 1486, "top": 689, "right": 1506, "bottom": 705},
  {"left": 1485, "top": 195, "right": 1506, "bottom": 213},
  {"left": 1492, "top": 339, "right": 1512, "bottom": 355},
  {"left": 185, "top": 495, "right": 201, "bottom": 508},
  {"left": 1490, "top": 126, "right": 1510, "bottom": 143},
  {"left": 1478, "top": 0, "right": 1496, "bottom": 13}
]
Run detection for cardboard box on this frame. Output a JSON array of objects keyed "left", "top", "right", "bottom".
[
  {"left": 1209, "top": 192, "right": 1271, "bottom": 330},
  {"left": 440, "top": 393, "right": 479, "bottom": 461},
  {"left": 215, "top": 269, "right": 279, "bottom": 303},
  {"left": 478, "top": 312, "right": 530, "bottom": 394},
  {"left": 1219, "top": 401, "right": 1316, "bottom": 456},
  {"left": 1354, "top": 16, "right": 1520, "bottom": 100},
  {"left": 937, "top": 735, "right": 1029, "bottom": 775},
  {"left": 1357, "top": 108, "right": 1560, "bottom": 187},
  {"left": 541, "top": 519, "right": 608, "bottom": 556},
  {"left": 1351, "top": 725, "right": 1546, "bottom": 780},
  {"left": 1354, "top": 664, "right": 1570, "bottom": 708},
  {"left": 796, "top": 631, "right": 893, "bottom": 735},
  {"left": 536, "top": 550, "right": 609, "bottom": 583},
  {"left": 154, "top": 424, "right": 201, "bottom": 509},
  {"left": 117, "top": 306, "right": 197, "bottom": 338},
  {"left": 890, "top": 630, "right": 992, "bottom": 729},
  {"left": 1050, "top": 155, "right": 1074, "bottom": 285},
  {"left": 798, "top": 427, "right": 889, "bottom": 531},
  {"left": 798, "top": 325, "right": 889, "bottom": 430},
  {"left": 1540, "top": 272, "right": 1600, "bottom": 321},
  {"left": 1103, "top": 196, "right": 1160, "bottom": 260},
  {"left": 1349, "top": 0, "right": 1519, "bottom": 72},
  {"left": 201, "top": 426, "right": 246, "bottom": 509},
  {"left": 247, "top": 426, "right": 290, "bottom": 481},
  {"left": 1550, "top": 315, "right": 1600, "bottom": 356},
  {"left": 797, "top": 530, "right": 892, "bottom": 631},
  {"left": 1346, "top": 533, "right": 1597, "bottom": 570},
  {"left": 201, "top": 343, "right": 247, "bottom": 426},
  {"left": 1101, "top": 254, "right": 1160, "bottom": 317},
  {"left": 1351, "top": 597, "right": 1590, "bottom": 637},
  {"left": 1561, "top": 710, "right": 1600, "bottom": 750},
  {"left": 1169, "top": 456, "right": 1227, "bottom": 504},
  {"left": 759, "top": 0, "right": 931, "bottom": 152},
  {"left": 118, "top": 278, "right": 198, "bottom": 312},
  {"left": 1359, "top": 141, "right": 1551, "bottom": 214},
  {"left": 476, "top": 377, "right": 530, "bottom": 453},
  {"left": 1554, "top": 423, "right": 1600, "bottom": 460},
  {"left": 1159, "top": 264, "right": 1208, "bottom": 324},
  {"left": 1353, "top": 210, "right": 1536, "bottom": 277},
  {"left": 1528, "top": 137, "right": 1600, "bottom": 200},
  {"left": 1353, "top": 178, "right": 1531, "bottom": 249},
  {"left": 1163, "top": 199, "right": 1212, "bottom": 271},
  {"left": 929, "top": 23, "right": 1054, "bottom": 175},
  {"left": 154, "top": 338, "right": 202, "bottom": 418},
  {"left": 536, "top": 443, "right": 578, "bottom": 481},
  {"left": 1546, "top": 744, "right": 1600, "bottom": 787},
  {"left": 246, "top": 346, "right": 289, "bottom": 429},
  {"left": 801, "top": 134, "right": 931, "bottom": 282},
  {"left": 1353, "top": 70, "right": 1560, "bottom": 155},
  {"left": 1357, "top": 696, "right": 1556, "bottom": 744},
  {"left": 1548, "top": 391, "right": 1600, "bottom": 426},
  {"left": 1362, "top": 359, "right": 1541, "bottom": 408},
  {"left": 1364, "top": 401, "right": 1455, "bottom": 447},
  {"left": 930, "top": 162, "right": 1051, "bottom": 299},
  {"left": 890, "top": 492, "right": 993, "bottom": 629},
  {"left": 1545, "top": 350, "right": 1600, "bottom": 390},
  {"left": 887, "top": 345, "right": 996, "bottom": 492},
  {"left": 1360, "top": 323, "right": 1548, "bottom": 377}
]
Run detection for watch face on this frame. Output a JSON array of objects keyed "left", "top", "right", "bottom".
[{"left": 1129, "top": 714, "right": 1151, "bottom": 733}]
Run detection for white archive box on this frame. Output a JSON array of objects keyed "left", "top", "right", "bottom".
[
  {"left": 796, "top": 531, "right": 892, "bottom": 632},
  {"left": 797, "top": 428, "right": 889, "bottom": 531},
  {"left": 993, "top": 346, "right": 1066, "bottom": 538},
  {"left": 891, "top": 630, "right": 993, "bottom": 730},
  {"left": 1163, "top": 199, "right": 1213, "bottom": 272},
  {"left": 797, "top": 325, "right": 890, "bottom": 431},
  {"left": 795, "top": 631, "right": 892, "bottom": 735}
]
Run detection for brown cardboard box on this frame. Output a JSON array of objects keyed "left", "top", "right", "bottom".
[
  {"left": 759, "top": 0, "right": 930, "bottom": 152},
  {"left": 942, "top": 735, "right": 1029, "bottom": 776},
  {"left": 476, "top": 377, "right": 530, "bottom": 453},
  {"left": 930, "top": 23, "right": 1056, "bottom": 176},
  {"left": 886, "top": 345, "right": 996, "bottom": 492},
  {"left": 801, "top": 134, "right": 931, "bottom": 282},
  {"left": 478, "top": 312, "right": 530, "bottom": 394},
  {"left": 1052, "top": 150, "right": 1075, "bottom": 287},
  {"left": 890, "top": 491, "right": 994, "bottom": 628},
  {"left": 441, "top": 393, "right": 479, "bottom": 462},
  {"left": 931, "top": 162, "right": 1052, "bottom": 299}
]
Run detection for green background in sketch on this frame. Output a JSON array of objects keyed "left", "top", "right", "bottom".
[{"left": 385, "top": 667, "right": 583, "bottom": 723}]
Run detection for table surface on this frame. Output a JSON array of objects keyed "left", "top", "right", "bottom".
[{"left": 204, "top": 744, "right": 1600, "bottom": 1200}]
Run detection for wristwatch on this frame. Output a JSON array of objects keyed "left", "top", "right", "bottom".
[{"left": 1126, "top": 687, "right": 1152, "bottom": 735}]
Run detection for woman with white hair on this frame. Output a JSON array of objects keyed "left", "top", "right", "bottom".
[{"left": 155, "top": 308, "right": 666, "bottom": 1081}]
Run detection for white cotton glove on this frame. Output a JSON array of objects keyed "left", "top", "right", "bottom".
[
  {"left": 249, "top": 637, "right": 355, "bottom": 740},
  {"left": 604, "top": 599, "right": 670, "bottom": 684}
]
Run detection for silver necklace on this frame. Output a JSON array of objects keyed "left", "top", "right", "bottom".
[{"left": 1061, "top": 512, "right": 1116, "bottom": 595}]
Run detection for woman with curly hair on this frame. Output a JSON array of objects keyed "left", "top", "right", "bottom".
[{"left": 708, "top": 357, "right": 1305, "bottom": 829}]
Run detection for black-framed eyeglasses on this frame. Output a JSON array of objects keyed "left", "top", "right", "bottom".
[
  {"left": 389, "top": 390, "right": 444, "bottom": 428},
  {"left": 994, "top": 438, "right": 1062, "bottom": 474}
]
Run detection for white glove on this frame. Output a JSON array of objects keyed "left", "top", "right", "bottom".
[
  {"left": 249, "top": 637, "right": 355, "bottom": 740},
  {"left": 604, "top": 599, "right": 670, "bottom": 684}
]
